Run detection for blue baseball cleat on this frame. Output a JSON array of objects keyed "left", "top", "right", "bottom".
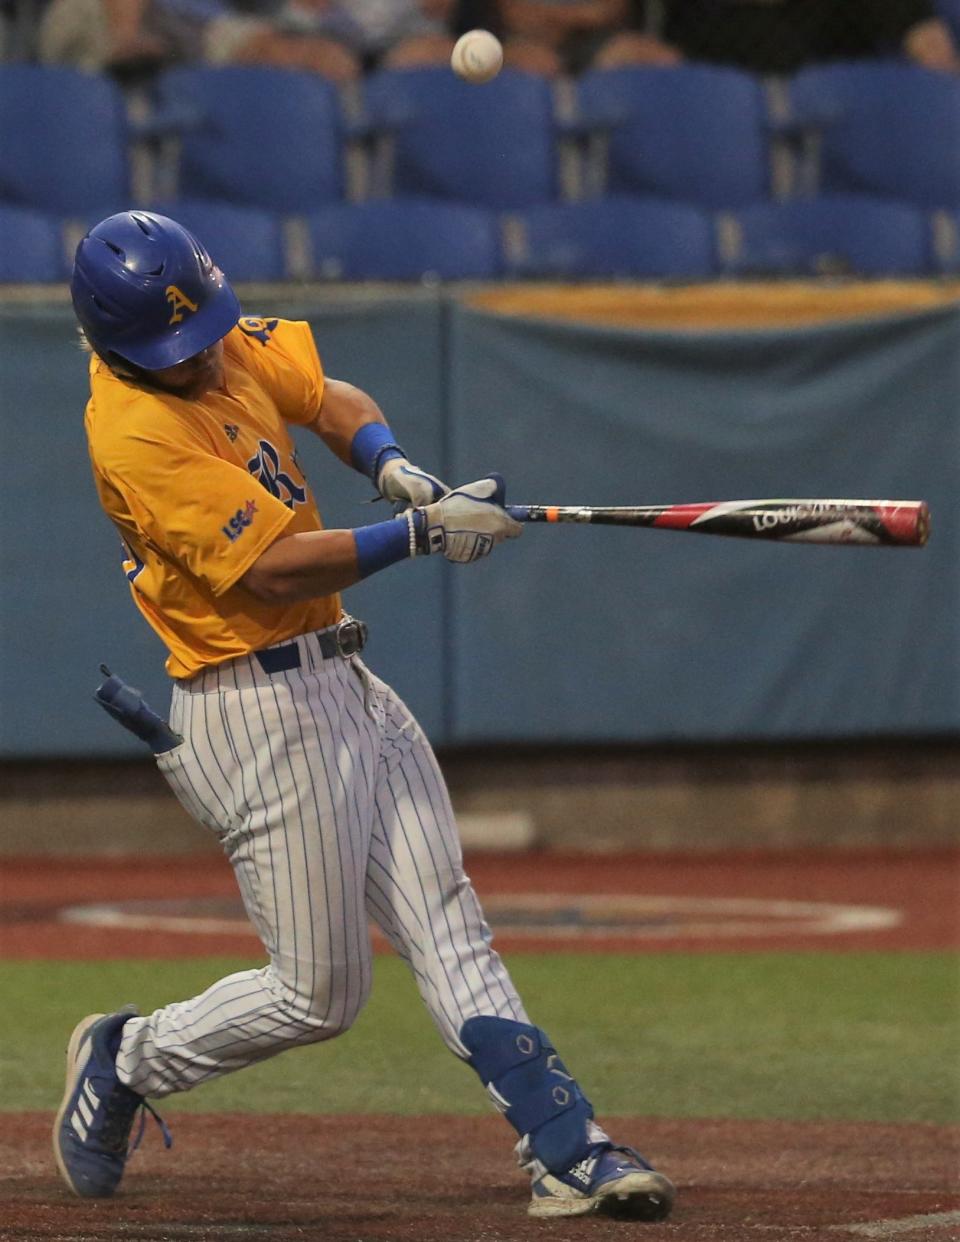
[
  {"left": 525, "top": 1141, "right": 676, "bottom": 1220},
  {"left": 53, "top": 1007, "right": 171, "bottom": 1198}
]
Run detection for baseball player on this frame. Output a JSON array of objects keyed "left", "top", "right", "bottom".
[{"left": 53, "top": 210, "right": 675, "bottom": 1222}]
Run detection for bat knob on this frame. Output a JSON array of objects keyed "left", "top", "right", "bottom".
[{"left": 488, "top": 472, "right": 506, "bottom": 507}]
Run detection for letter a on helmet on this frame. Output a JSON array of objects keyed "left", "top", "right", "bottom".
[{"left": 71, "top": 211, "right": 241, "bottom": 370}]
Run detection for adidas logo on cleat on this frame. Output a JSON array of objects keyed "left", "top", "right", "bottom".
[{"left": 568, "top": 1159, "right": 595, "bottom": 1187}]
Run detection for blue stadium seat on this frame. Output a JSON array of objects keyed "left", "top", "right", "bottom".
[
  {"left": 502, "top": 197, "right": 716, "bottom": 279},
  {"left": 787, "top": 62, "right": 960, "bottom": 209},
  {"left": 304, "top": 199, "right": 502, "bottom": 280},
  {"left": 0, "top": 66, "right": 130, "bottom": 214},
  {"left": 721, "top": 195, "right": 934, "bottom": 277},
  {"left": 0, "top": 206, "right": 68, "bottom": 282},
  {"left": 575, "top": 65, "right": 770, "bottom": 209},
  {"left": 146, "top": 200, "right": 287, "bottom": 281},
  {"left": 154, "top": 66, "right": 344, "bottom": 211},
  {"left": 362, "top": 68, "right": 559, "bottom": 208}
]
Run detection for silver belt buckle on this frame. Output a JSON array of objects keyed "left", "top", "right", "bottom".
[{"left": 334, "top": 615, "right": 367, "bottom": 657}]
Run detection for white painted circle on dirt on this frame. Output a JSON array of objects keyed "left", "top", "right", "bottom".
[{"left": 58, "top": 894, "right": 902, "bottom": 940}]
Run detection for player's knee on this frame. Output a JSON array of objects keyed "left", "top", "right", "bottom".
[
  {"left": 460, "top": 1016, "right": 594, "bottom": 1174},
  {"left": 265, "top": 962, "right": 371, "bottom": 1042}
]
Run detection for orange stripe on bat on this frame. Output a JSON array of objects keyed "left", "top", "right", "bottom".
[{"left": 546, "top": 506, "right": 560, "bottom": 522}]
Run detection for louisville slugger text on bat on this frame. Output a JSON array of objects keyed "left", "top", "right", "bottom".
[{"left": 505, "top": 499, "right": 929, "bottom": 546}]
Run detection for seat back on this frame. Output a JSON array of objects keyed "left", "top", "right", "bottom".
[
  {"left": 788, "top": 62, "right": 960, "bottom": 208},
  {"left": 503, "top": 196, "right": 716, "bottom": 279},
  {"left": 305, "top": 198, "right": 502, "bottom": 280},
  {"left": 0, "top": 206, "right": 68, "bottom": 281},
  {"left": 0, "top": 66, "right": 130, "bottom": 213},
  {"left": 363, "top": 67, "right": 559, "bottom": 208},
  {"left": 722, "top": 195, "right": 934, "bottom": 277},
  {"left": 577, "top": 65, "right": 770, "bottom": 209},
  {"left": 155, "top": 66, "right": 345, "bottom": 211}
]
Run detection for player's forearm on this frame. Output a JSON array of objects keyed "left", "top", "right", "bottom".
[
  {"left": 240, "top": 528, "right": 364, "bottom": 603},
  {"left": 240, "top": 514, "right": 418, "bottom": 603},
  {"left": 311, "top": 377, "right": 389, "bottom": 465}
]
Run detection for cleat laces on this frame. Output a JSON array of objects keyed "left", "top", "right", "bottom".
[
  {"left": 97, "top": 1088, "right": 172, "bottom": 1156},
  {"left": 129, "top": 1099, "right": 173, "bottom": 1154}
]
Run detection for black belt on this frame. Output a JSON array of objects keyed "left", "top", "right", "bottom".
[{"left": 253, "top": 616, "right": 367, "bottom": 675}]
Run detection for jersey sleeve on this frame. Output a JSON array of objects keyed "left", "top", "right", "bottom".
[
  {"left": 99, "top": 420, "right": 295, "bottom": 598},
  {"left": 228, "top": 317, "right": 325, "bottom": 427}
]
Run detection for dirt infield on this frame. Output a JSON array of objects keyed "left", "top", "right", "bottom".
[
  {"left": 3, "top": 847, "right": 958, "bottom": 958},
  {"left": 3, "top": 848, "right": 958, "bottom": 1240},
  {"left": 4, "top": 1114, "right": 959, "bottom": 1242}
]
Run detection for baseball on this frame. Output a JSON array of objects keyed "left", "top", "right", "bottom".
[{"left": 451, "top": 29, "right": 504, "bottom": 84}]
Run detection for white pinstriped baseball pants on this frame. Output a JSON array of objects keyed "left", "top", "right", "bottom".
[{"left": 116, "top": 627, "right": 529, "bottom": 1099}]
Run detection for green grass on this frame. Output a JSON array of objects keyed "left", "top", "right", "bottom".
[{"left": 3, "top": 952, "right": 957, "bottom": 1124}]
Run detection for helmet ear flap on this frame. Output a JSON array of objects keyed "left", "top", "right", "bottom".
[{"left": 70, "top": 211, "right": 240, "bottom": 372}]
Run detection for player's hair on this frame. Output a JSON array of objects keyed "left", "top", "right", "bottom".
[{"left": 76, "top": 326, "right": 155, "bottom": 385}]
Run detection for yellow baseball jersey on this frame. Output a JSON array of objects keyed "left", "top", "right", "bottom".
[{"left": 85, "top": 316, "right": 341, "bottom": 680}]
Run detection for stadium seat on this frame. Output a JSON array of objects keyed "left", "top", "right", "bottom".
[
  {"left": 0, "top": 66, "right": 130, "bottom": 214},
  {"left": 304, "top": 198, "right": 502, "bottom": 281},
  {"left": 153, "top": 66, "right": 344, "bottom": 211},
  {"left": 145, "top": 200, "right": 287, "bottom": 281},
  {"left": 786, "top": 62, "right": 960, "bottom": 209},
  {"left": 720, "top": 195, "right": 934, "bottom": 277},
  {"left": 575, "top": 65, "right": 771, "bottom": 209},
  {"left": 361, "top": 67, "right": 559, "bottom": 208},
  {"left": 0, "top": 206, "right": 68, "bottom": 282},
  {"left": 501, "top": 197, "right": 716, "bottom": 279}
]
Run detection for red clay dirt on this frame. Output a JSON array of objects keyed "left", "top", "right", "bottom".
[
  {"left": 2, "top": 848, "right": 958, "bottom": 1241},
  {"left": 3, "top": 1114, "right": 958, "bottom": 1242},
  {"left": 2, "top": 847, "right": 958, "bottom": 958}
]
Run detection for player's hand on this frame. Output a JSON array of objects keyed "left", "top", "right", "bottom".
[
  {"left": 417, "top": 474, "right": 522, "bottom": 564},
  {"left": 377, "top": 457, "right": 449, "bottom": 509}
]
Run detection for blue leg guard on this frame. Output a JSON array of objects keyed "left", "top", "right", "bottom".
[{"left": 460, "top": 1016, "right": 594, "bottom": 1175}]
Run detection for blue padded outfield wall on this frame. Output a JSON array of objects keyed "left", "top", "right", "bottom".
[{"left": 1, "top": 291, "right": 958, "bottom": 757}]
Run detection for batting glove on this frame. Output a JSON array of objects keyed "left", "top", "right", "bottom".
[
  {"left": 377, "top": 457, "right": 449, "bottom": 509},
  {"left": 416, "top": 474, "right": 522, "bottom": 563}
]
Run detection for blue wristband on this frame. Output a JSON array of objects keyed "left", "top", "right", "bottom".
[
  {"left": 354, "top": 515, "right": 417, "bottom": 578},
  {"left": 350, "top": 422, "right": 405, "bottom": 482}
]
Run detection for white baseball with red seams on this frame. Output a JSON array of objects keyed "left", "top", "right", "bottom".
[{"left": 451, "top": 29, "right": 504, "bottom": 84}]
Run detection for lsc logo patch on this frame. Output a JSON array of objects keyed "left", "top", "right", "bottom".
[{"left": 222, "top": 499, "right": 258, "bottom": 543}]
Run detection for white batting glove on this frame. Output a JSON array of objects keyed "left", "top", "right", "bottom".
[
  {"left": 417, "top": 474, "right": 522, "bottom": 564},
  {"left": 377, "top": 456, "right": 449, "bottom": 509}
]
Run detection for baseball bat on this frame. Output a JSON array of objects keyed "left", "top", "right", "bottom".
[{"left": 504, "top": 499, "right": 929, "bottom": 546}]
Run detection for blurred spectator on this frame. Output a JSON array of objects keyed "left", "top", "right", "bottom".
[
  {"left": 277, "top": 1, "right": 458, "bottom": 70},
  {"left": 471, "top": 1, "right": 677, "bottom": 76},
  {"left": 36, "top": 0, "right": 361, "bottom": 82},
  {"left": 651, "top": 0, "right": 960, "bottom": 77}
]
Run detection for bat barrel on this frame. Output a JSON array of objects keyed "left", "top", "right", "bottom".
[
  {"left": 887, "top": 500, "right": 930, "bottom": 546},
  {"left": 506, "top": 500, "right": 930, "bottom": 545}
]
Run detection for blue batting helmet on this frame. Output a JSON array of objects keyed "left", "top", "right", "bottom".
[{"left": 71, "top": 211, "right": 241, "bottom": 370}]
